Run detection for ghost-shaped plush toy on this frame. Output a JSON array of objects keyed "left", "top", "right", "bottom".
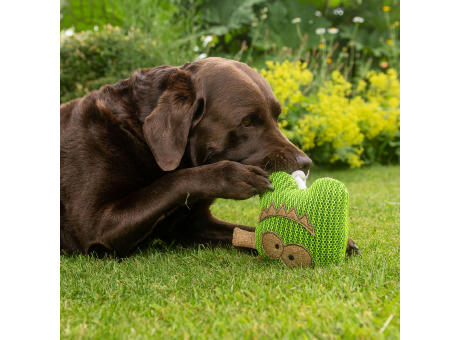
[{"left": 232, "top": 171, "right": 349, "bottom": 267}]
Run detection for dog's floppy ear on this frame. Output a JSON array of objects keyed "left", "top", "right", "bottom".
[{"left": 143, "top": 70, "right": 204, "bottom": 171}]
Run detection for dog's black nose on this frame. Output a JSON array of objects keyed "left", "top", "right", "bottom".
[{"left": 296, "top": 154, "right": 312, "bottom": 171}]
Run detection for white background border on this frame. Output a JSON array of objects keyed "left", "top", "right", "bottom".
[
  {"left": 1, "top": 0, "right": 460, "bottom": 338},
  {"left": 1, "top": 0, "right": 59, "bottom": 339},
  {"left": 401, "top": 0, "right": 460, "bottom": 338}
]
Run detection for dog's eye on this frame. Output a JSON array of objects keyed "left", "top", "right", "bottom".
[{"left": 242, "top": 117, "right": 252, "bottom": 127}]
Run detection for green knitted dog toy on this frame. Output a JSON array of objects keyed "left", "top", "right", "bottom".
[{"left": 232, "top": 171, "right": 349, "bottom": 267}]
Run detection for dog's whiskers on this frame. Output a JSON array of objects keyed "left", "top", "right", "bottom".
[{"left": 263, "top": 159, "right": 271, "bottom": 171}]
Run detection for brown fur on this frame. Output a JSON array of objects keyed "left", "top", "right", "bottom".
[{"left": 61, "top": 57, "right": 358, "bottom": 257}]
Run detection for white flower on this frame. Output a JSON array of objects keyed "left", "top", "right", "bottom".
[
  {"left": 261, "top": 7, "right": 268, "bottom": 13},
  {"left": 333, "top": 8, "right": 344, "bottom": 16},
  {"left": 261, "top": 13, "right": 267, "bottom": 20},
  {"left": 315, "top": 27, "right": 326, "bottom": 35},
  {"left": 197, "top": 53, "right": 207, "bottom": 60},
  {"left": 202, "top": 35, "right": 213, "bottom": 46},
  {"left": 193, "top": 46, "right": 199, "bottom": 52},
  {"left": 291, "top": 17, "right": 301, "bottom": 24},
  {"left": 315, "top": 10, "right": 322, "bottom": 17},
  {"left": 64, "top": 27, "right": 74, "bottom": 37},
  {"left": 352, "top": 16, "right": 365, "bottom": 23},
  {"left": 328, "top": 27, "right": 339, "bottom": 34},
  {"left": 94, "top": 25, "right": 99, "bottom": 31}
]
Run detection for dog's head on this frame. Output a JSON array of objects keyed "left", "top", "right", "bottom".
[{"left": 138, "top": 57, "right": 311, "bottom": 173}]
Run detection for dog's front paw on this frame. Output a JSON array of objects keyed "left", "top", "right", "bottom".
[
  {"left": 208, "top": 160, "right": 273, "bottom": 200},
  {"left": 346, "top": 237, "right": 361, "bottom": 256}
]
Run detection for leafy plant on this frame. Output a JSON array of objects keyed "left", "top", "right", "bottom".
[
  {"left": 201, "top": 0, "right": 265, "bottom": 36},
  {"left": 60, "top": 25, "right": 161, "bottom": 102},
  {"left": 60, "top": 0, "right": 123, "bottom": 31},
  {"left": 198, "top": 0, "right": 399, "bottom": 72}
]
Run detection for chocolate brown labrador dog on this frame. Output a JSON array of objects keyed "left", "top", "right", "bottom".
[{"left": 61, "top": 57, "right": 359, "bottom": 257}]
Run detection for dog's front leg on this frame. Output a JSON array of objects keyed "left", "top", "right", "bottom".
[{"left": 93, "top": 161, "right": 271, "bottom": 256}]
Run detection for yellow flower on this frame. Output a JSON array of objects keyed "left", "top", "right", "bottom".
[
  {"left": 258, "top": 61, "right": 399, "bottom": 168},
  {"left": 383, "top": 5, "right": 390, "bottom": 12},
  {"left": 319, "top": 43, "right": 325, "bottom": 49},
  {"left": 258, "top": 60, "right": 312, "bottom": 113},
  {"left": 356, "top": 80, "right": 366, "bottom": 92},
  {"left": 327, "top": 58, "right": 332, "bottom": 64},
  {"left": 387, "top": 39, "right": 393, "bottom": 45}
]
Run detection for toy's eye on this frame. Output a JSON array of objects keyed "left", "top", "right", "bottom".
[
  {"left": 242, "top": 116, "right": 252, "bottom": 127},
  {"left": 281, "top": 244, "right": 313, "bottom": 268},
  {"left": 261, "top": 231, "right": 283, "bottom": 259}
]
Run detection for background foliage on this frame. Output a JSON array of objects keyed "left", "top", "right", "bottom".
[{"left": 60, "top": 0, "right": 400, "bottom": 167}]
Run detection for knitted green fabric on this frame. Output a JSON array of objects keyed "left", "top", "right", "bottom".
[{"left": 256, "top": 172, "right": 349, "bottom": 267}]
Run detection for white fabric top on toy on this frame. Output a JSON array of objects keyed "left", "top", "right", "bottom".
[{"left": 291, "top": 170, "right": 309, "bottom": 189}]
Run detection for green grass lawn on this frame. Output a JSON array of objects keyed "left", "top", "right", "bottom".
[{"left": 61, "top": 165, "right": 400, "bottom": 339}]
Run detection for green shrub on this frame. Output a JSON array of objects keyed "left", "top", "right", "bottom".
[
  {"left": 60, "top": 0, "right": 400, "bottom": 103},
  {"left": 60, "top": 25, "right": 161, "bottom": 102},
  {"left": 200, "top": 0, "right": 400, "bottom": 71}
]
